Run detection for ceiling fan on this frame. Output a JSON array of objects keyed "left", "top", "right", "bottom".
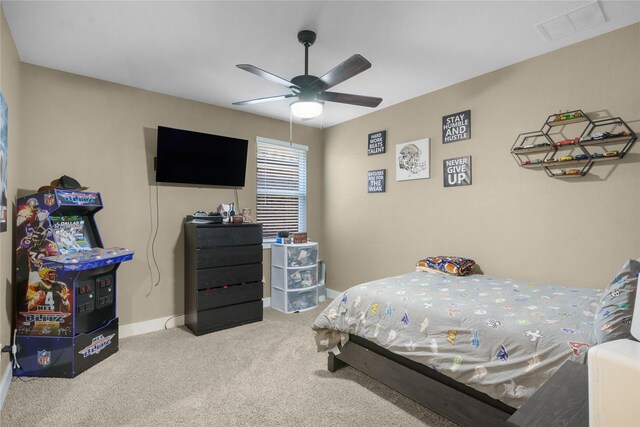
[{"left": 232, "top": 30, "right": 382, "bottom": 119}]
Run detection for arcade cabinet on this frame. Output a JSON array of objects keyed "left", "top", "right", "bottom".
[{"left": 14, "top": 188, "right": 133, "bottom": 377}]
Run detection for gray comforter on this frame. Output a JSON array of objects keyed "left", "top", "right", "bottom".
[{"left": 312, "top": 271, "right": 602, "bottom": 408}]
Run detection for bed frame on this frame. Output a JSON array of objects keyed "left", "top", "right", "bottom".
[{"left": 328, "top": 334, "right": 516, "bottom": 427}]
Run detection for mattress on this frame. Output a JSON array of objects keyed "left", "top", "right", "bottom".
[{"left": 312, "top": 271, "right": 602, "bottom": 408}]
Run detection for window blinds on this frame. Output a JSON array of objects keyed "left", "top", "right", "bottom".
[{"left": 256, "top": 139, "right": 307, "bottom": 241}]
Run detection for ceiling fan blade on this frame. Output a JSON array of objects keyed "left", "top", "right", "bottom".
[
  {"left": 317, "top": 91, "right": 382, "bottom": 108},
  {"left": 312, "top": 54, "right": 372, "bottom": 90},
  {"left": 236, "top": 64, "right": 297, "bottom": 88},
  {"left": 232, "top": 94, "right": 296, "bottom": 106}
]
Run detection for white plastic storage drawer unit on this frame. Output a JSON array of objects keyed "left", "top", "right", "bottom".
[
  {"left": 271, "top": 242, "right": 319, "bottom": 312},
  {"left": 271, "top": 287, "right": 318, "bottom": 313},
  {"left": 272, "top": 242, "right": 318, "bottom": 268}
]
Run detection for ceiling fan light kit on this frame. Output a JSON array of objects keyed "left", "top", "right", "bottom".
[
  {"left": 290, "top": 100, "right": 323, "bottom": 119},
  {"left": 233, "top": 30, "right": 382, "bottom": 119}
]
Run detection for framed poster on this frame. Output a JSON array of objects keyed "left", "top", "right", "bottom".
[
  {"left": 367, "top": 169, "right": 386, "bottom": 193},
  {"left": 396, "top": 138, "right": 429, "bottom": 181},
  {"left": 0, "top": 92, "right": 7, "bottom": 232},
  {"left": 444, "top": 156, "right": 472, "bottom": 187},
  {"left": 442, "top": 110, "right": 471, "bottom": 144},
  {"left": 368, "top": 130, "right": 386, "bottom": 155}
]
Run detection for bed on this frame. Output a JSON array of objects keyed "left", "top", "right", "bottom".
[{"left": 312, "top": 258, "right": 639, "bottom": 426}]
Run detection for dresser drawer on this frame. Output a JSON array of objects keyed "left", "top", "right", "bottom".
[
  {"left": 197, "top": 281, "right": 262, "bottom": 311},
  {"left": 196, "top": 226, "right": 261, "bottom": 248},
  {"left": 194, "top": 300, "right": 263, "bottom": 335},
  {"left": 196, "top": 263, "right": 262, "bottom": 290},
  {"left": 197, "top": 245, "right": 262, "bottom": 269}
]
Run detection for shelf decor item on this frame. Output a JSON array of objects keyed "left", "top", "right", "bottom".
[
  {"left": 242, "top": 209, "right": 252, "bottom": 223},
  {"left": 511, "top": 109, "right": 636, "bottom": 178},
  {"left": 293, "top": 232, "right": 307, "bottom": 243}
]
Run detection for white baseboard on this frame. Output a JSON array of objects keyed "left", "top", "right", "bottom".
[
  {"left": 263, "top": 297, "right": 270, "bottom": 308},
  {"left": 0, "top": 364, "right": 12, "bottom": 412},
  {"left": 119, "top": 315, "right": 185, "bottom": 339}
]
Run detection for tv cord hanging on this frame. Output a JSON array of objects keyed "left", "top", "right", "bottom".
[{"left": 146, "top": 183, "right": 161, "bottom": 296}]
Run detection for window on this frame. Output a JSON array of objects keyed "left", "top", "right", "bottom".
[{"left": 256, "top": 137, "right": 308, "bottom": 242}]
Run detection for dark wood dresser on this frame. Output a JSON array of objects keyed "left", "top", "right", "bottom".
[{"left": 184, "top": 222, "right": 263, "bottom": 336}]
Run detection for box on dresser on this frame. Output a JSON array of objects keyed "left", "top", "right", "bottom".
[{"left": 184, "top": 221, "right": 263, "bottom": 335}]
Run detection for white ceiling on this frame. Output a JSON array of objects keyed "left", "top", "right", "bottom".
[{"left": 2, "top": 1, "right": 639, "bottom": 128}]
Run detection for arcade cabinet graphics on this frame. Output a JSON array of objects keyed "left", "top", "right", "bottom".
[{"left": 14, "top": 187, "right": 133, "bottom": 378}]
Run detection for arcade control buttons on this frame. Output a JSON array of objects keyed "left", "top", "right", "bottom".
[{"left": 96, "top": 276, "right": 114, "bottom": 308}]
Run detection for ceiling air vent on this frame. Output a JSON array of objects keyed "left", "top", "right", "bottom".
[{"left": 537, "top": 0, "right": 607, "bottom": 41}]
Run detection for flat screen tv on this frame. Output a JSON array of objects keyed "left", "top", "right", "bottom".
[{"left": 155, "top": 126, "right": 248, "bottom": 187}]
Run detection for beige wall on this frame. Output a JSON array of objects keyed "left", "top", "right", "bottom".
[
  {"left": 323, "top": 23, "right": 640, "bottom": 292},
  {"left": 17, "top": 64, "right": 323, "bottom": 325},
  {"left": 0, "top": 8, "right": 22, "bottom": 385}
]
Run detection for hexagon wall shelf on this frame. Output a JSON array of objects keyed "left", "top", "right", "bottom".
[{"left": 511, "top": 109, "right": 637, "bottom": 178}]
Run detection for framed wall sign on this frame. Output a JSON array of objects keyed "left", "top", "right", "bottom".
[
  {"left": 396, "top": 138, "right": 430, "bottom": 181},
  {"left": 444, "top": 156, "right": 472, "bottom": 187},
  {"left": 442, "top": 110, "right": 471, "bottom": 144},
  {"left": 0, "top": 92, "right": 7, "bottom": 232},
  {"left": 368, "top": 130, "right": 386, "bottom": 155},
  {"left": 367, "top": 169, "right": 386, "bottom": 193}
]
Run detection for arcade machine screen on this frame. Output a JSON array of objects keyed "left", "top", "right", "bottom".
[{"left": 49, "top": 215, "right": 97, "bottom": 254}]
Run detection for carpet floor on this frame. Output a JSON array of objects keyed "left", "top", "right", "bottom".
[{"left": 1, "top": 302, "right": 457, "bottom": 426}]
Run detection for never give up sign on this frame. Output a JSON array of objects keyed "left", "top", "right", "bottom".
[{"left": 443, "top": 156, "right": 471, "bottom": 187}]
